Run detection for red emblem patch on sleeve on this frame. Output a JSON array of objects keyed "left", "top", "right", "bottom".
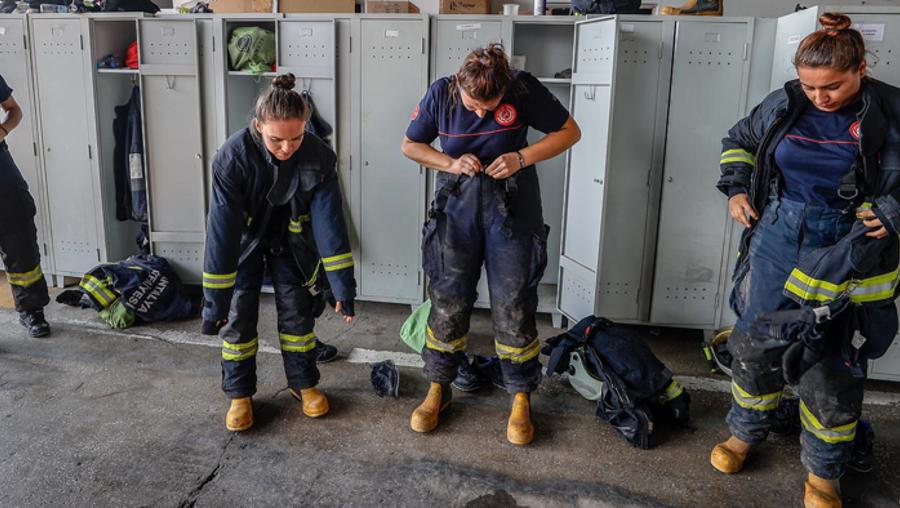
[
  {"left": 411, "top": 104, "right": 420, "bottom": 121},
  {"left": 494, "top": 103, "right": 518, "bottom": 127}
]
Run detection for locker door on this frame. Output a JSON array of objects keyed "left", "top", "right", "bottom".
[
  {"left": 770, "top": 8, "right": 818, "bottom": 90},
  {"left": 359, "top": 18, "right": 427, "bottom": 303},
  {"left": 434, "top": 19, "right": 503, "bottom": 79},
  {"left": 278, "top": 19, "right": 337, "bottom": 144},
  {"left": 0, "top": 16, "right": 50, "bottom": 272},
  {"left": 596, "top": 20, "right": 670, "bottom": 321},
  {"left": 139, "top": 19, "right": 206, "bottom": 282},
  {"left": 848, "top": 14, "right": 900, "bottom": 85},
  {"left": 651, "top": 21, "right": 749, "bottom": 327},
  {"left": 31, "top": 18, "right": 98, "bottom": 275}
]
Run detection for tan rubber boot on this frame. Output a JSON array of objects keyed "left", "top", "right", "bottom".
[
  {"left": 710, "top": 436, "right": 751, "bottom": 474},
  {"left": 410, "top": 382, "right": 451, "bottom": 433},
  {"left": 225, "top": 397, "right": 253, "bottom": 432},
  {"left": 290, "top": 387, "right": 330, "bottom": 418},
  {"left": 805, "top": 473, "right": 842, "bottom": 508},
  {"left": 507, "top": 392, "right": 534, "bottom": 446}
]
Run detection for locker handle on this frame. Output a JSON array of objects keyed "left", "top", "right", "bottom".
[
  {"left": 584, "top": 86, "right": 596, "bottom": 101},
  {"left": 165, "top": 76, "right": 176, "bottom": 90}
]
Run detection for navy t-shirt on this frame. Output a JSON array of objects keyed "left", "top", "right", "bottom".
[
  {"left": 405, "top": 71, "right": 569, "bottom": 172},
  {"left": 0, "top": 74, "right": 11, "bottom": 151},
  {"left": 774, "top": 102, "right": 861, "bottom": 208}
]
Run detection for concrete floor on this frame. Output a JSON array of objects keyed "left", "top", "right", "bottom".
[{"left": 0, "top": 294, "right": 899, "bottom": 507}]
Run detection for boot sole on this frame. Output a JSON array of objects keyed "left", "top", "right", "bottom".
[
  {"left": 507, "top": 429, "right": 534, "bottom": 446},
  {"left": 226, "top": 421, "right": 253, "bottom": 432}
]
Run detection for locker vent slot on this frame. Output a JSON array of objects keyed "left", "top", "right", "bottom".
[
  {"left": 145, "top": 40, "right": 193, "bottom": 58},
  {"left": 685, "top": 50, "right": 736, "bottom": 66},
  {"left": 287, "top": 43, "right": 329, "bottom": 60},
  {"left": 578, "top": 45, "right": 613, "bottom": 65},
  {"left": 871, "top": 48, "right": 894, "bottom": 69},
  {"left": 39, "top": 40, "right": 78, "bottom": 56},
  {"left": 661, "top": 286, "right": 710, "bottom": 301},
  {"left": 367, "top": 262, "right": 410, "bottom": 279},
  {"left": 601, "top": 281, "right": 633, "bottom": 297},
  {"left": 368, "top": 44, "right": 418, "bottom": 61}
]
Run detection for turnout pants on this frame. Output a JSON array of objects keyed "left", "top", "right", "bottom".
[
  {"left": 220, "top": 245, "right": 320, "bottom": 398},
  {"left": 0, "top": 148, "right": 49, "bottom": 313},
  {"left": 421, "top": 172, "right": 548, "bottom": 394},
  {"left": 728, "top": 196, "right": 864, "bottom": 479}
]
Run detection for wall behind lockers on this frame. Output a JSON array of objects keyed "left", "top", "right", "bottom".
[{"left": 724, "top": 0, "right": 899, "bottom": 17}]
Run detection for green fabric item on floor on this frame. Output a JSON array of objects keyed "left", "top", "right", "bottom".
[
  {"left": 228, "top": 27, "right": 276, "bottom": 74},
  {"left": 99, "top": 299, "right": 135, "bottom": 330},
  {"left": 400, "top": 299, "right": 430, "bottom": 353}
]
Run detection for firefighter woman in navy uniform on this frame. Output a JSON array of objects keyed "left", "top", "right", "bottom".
[
  {"left": 712, "top": 14, "right": 900, "bottom": 507},
  {"left": 0, "top": 72, "right": 51, "bottom": 338},
  {"left": 401, "top": 45, "right": 581, "bottom": 445},
  {"left": 202, "top": 74, "right": 356, "bottom": 432}
]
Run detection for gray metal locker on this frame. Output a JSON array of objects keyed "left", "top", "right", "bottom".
[
  {"left": 650, "top": 19, "right": 754, "bottom": 328},
  {"left": 353, "top": 15, "right": 429, "bottom": 304},
  {"left": 431, "top": 16, "right": 505, "bottom": 80},
  {"left": 558, "top": 16, "right": 672, "bottom": 324},
  {"left": 138, "top": 17, "right": 208, "bottom": 283},
  {"left": 0, "top": 14, "right": 52, "bottom": 277},
  {"left": 218, "top": 15, "right": 282, "bottom": 141}
]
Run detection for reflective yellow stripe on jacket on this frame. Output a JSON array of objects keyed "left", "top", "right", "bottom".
[
  {"left": 203, "top": 271, "right": 237, "bottom": 290},
  {"left": 720, "top": 148, "right": 755, "bottom": 166},
  {"left": 289, "top": 214, "right": 311, "bottom": 234},
  {"left": 784, "top": 267, "right": 900, "bottom": 304},
  {"left": 322, "top": 252, "right": 353, "bottom": 272},
  {"left": 79, "top": 274, "right": 117, "bottom": 308}
]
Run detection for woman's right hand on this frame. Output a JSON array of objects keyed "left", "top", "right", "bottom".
[
  {"left": 448, "top": 153, "right": 483, "bottom": 177},
  {"left": 729, "top": 193, "right": 759, "bottom": 228}
]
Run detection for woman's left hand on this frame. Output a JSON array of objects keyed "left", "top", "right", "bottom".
[
  {"left": 335, "top": 301, "right": 354, "bottom": 324},
  {"left": 858, "top": 210, "right": 890, "bottom": 239},
  {"left": 486, "top": 152, "right": 523, "bottom": 179}
]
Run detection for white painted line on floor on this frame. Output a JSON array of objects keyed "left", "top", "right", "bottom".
[
  {"left": 3, "top": 312, "right": 898, "bottom": 407},
  {"left": 345, "top": 347, "right": 424, "bottom": 368}
]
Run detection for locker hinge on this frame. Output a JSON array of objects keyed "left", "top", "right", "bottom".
[
  {"left": 657, "top": 41, "right": 663, "bottom": 60},
  {"left": 87, "top": 144, "right": 93, "bottom": 160},
  {"left": 96, "top": 249, "right": 101, "bottom": 262},
  {"left": 742, "top": 42, "right": 750, "bottom": 61},
  {"left": 79, "top": 34, "right": 84, "bottom": 51}
]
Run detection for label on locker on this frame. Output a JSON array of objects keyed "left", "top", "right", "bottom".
[
  {"left": 299, "top": 28, "right": 313, "bottom": 37},
  {"left": 704, "top": 32, "right": 721, "bottom": 43},
  {"left": 787, "top": 34, "right": 803, "bottom": 44},
  {"left": 162, "top": 27, "right": 175, "bottom": 36},
  {"left": 385, "top": 30, "right": 400, "bottom": 38},
  {"left": 853, "top": 23, "right": 885, "bottom": 42},
  {"left": 456, "top": 23, "right": 482, "bottom": 31},
  {"left": 620, "top": 24, "right": 635, "bottom": 33}
]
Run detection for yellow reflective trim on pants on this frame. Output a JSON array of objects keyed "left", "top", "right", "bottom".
[
  {"left": 80, "top": 274, "right": 117, "bottom": 307},
  {"left": 731, "top": 381, "right": 781, "bottom": 412},
  {"left": 222, "top": 338, "right": 258, "bottom": 361},
  {"left": 495, "top": 338, "right": 541, "bottom": 363},
  {"left": 279, "top": 332, "right": 317, "bottom": 353},
  {"left": 799, "top": 400, "right": 857, "bottom": 444},
  {"left": 425, "top": 327, "right": 468, "bottom": 353},
  {"left": 6, "top": 265, "right": 44, "bottom": 287},
  {"left": 663, "top": 380, "right": 685, "bottom": 401},
  {"left": 203, "top": 271, "right": 237, "bottom": 290}
]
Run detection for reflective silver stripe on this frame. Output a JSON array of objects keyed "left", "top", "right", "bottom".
[
  {"left": 731, "top": 381, "right": 781, "bottom": 412},
  {"left": 495, "top": 338, "right": 541, "bottom": 363},
  {"left": 279, "top": 332, "right": 317, "bottom": 353},
  {"left": 799, "top": 401, "right": 857, "bottom": 444},
  {"left": 425, "top": 327, "right": 467, "bottom": 353},
  {"left": 322, "top": 253, "right": 354, "bottom": 272},
  {"left": 662, "top": 380, "right": 685, "bottom": 401},
  {"left": 222, "top": 338, "right": 258, "bottom": 361},
  {"left": 203, "top": 271, "right": 237, "bottom": 290}
]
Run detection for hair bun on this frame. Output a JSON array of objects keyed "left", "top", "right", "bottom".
[
  {"left": 272, "top": 73, "right": 296, "bottom": 91},
  {"left": 819, "top": 13, "right": 852, "bottom": 32}
]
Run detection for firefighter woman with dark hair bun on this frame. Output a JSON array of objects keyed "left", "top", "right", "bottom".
[
  {"left": 401, "top": 44, "right": 581, "bottom": 445},
  {"left": 713, "top": 14, "right": 900, "bottom": 507},
  {"left": 202, "top": 73, "right": 357, "bottom": 432},
  {"left": 0, "top": 72, "right": 51, "bottom": 338}
]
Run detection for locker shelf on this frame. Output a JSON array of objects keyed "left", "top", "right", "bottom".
[
  {"left": 97, "top": 68, "right": 138, "bottom": 74},
  {"left": 537, "top": 77, "right": 571, "bottom": 84},
  {"left": 227, "top": 71, "right": 278, "bottom": 77}
]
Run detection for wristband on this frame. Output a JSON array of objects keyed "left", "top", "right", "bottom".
[
  {"left": 516, "top": 150, "right": 526, "bottom": 169},
  {"left": 0, "top": 125, "right": 7, "bottom": 136}
]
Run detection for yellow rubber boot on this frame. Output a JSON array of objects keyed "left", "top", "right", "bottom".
[
  {"left": 290, "top": 387, "right": 330, "bottom": 418},
  {"left": 225, "top": 397, "right": 253, "bottom": 432},
  {"left": 805, "top": 473, "right": 842, "bottom": 508},
  {"left": 507, "top": 392, "right": 534, "bottom": 446},
  {"left": 410, "top": 382, "right": 451, "bottom": 433},
  {"left": 710, "top": 436, "right": 751, "bottom": 474}
]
